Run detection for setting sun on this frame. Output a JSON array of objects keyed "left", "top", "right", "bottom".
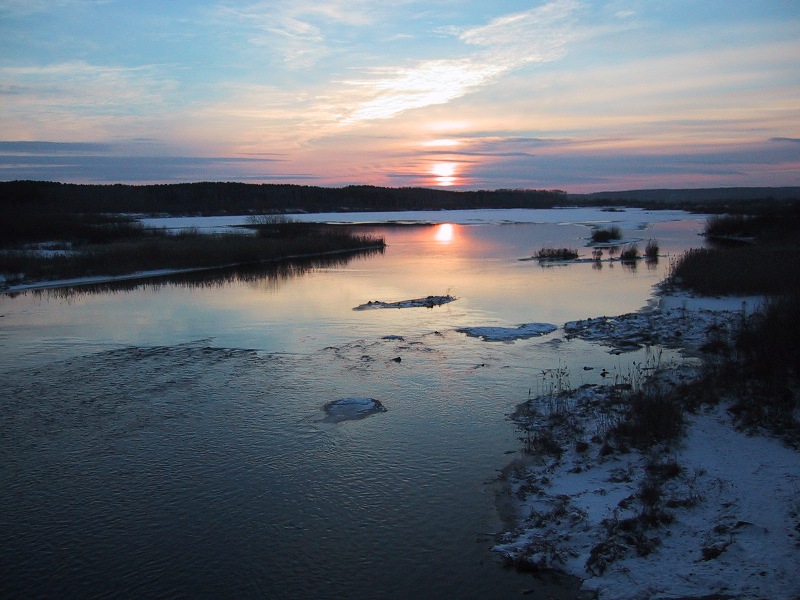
[{"left": 431, "top": 162, "right": 459, "bottom": 187}]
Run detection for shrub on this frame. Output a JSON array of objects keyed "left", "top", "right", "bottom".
[
  {"left": 535, "top": 247, "right": 579, "bottom": 261},
  {"left": 619, "top": 244, "right": 640, "bottom": 262},
  {"left": 644, "top": 239, "right": 659, "bottom": 259},
  {"left": 609, "top": 391, "right": 684, "bottom": 449},
  {"left": 591, "top": 225, "right": 622, "bottom": 244}
]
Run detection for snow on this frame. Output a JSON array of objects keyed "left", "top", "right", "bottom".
[
  {"left": 140, "top": 207, "right": 699, "bottom": 230},
  {"left": 322, "top": 397, "right": 387, "bottom": 423},
  {"left": 563, "top": 287, "right": 764, "bottom": 355},
  {"left": 457, "top": 322, "right": 558, "bottom": 342},
  {"left": 494, "top": 291, "right": 800, "bottom": 599},
  {"left": 581, "top": 403, "right": 800, "bottom": 600}
]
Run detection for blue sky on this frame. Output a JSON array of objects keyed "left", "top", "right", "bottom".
[{"left": 1, "top": 0, "right": 798, "bottom": 191}]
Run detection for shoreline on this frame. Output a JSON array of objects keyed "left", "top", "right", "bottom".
[
  {"left": 0, "top": 244, "right": 385, "bottom": 295},
  {"left": 494, "top": 289, "right": 799, "bottom": 600}
]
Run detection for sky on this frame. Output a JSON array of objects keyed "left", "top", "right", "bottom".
[{"left": 1, "top": 0, "right": 799, "bottom": 192}]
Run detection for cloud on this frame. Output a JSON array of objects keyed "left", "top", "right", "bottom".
[
  {"left": 214, "top": 0, "right": 390, "bottom": 69},
  {"left": 338, "top": 0, "right": 580, "bottom": 124},
  {"left": 0, "top": 141, "right": 114, "bottom": 154},
  {"left": 0, "top": 61, "right": 175, "bottom": 111},
  {"left": 0, "top": 152, "right": 283, "bottom": 183}
]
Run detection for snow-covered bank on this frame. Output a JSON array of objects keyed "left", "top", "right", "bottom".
[
  {"left": 494, "top": 292, "right": 800, "bottom": 599},
  {"left": 563, "top": 290, "right": 763, "bottom": 355}
]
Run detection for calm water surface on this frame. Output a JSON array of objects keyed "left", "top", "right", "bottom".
[{"left": 0, "top": 213, "right": 707, "bottom": 598}]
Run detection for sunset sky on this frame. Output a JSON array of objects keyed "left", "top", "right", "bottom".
[{"left": 1, "top": 0, "right": 798, "bottom": 191}]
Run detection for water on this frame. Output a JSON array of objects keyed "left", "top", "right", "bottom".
[{"left": 0, "top": 212, "right": 707, "bottom": 599}]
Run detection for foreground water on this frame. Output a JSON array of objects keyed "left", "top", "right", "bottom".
[{"left": 0, "top": 210, "right": 707, "bottom": 598}]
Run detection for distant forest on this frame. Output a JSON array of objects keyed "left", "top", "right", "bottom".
[{"left": 2, "top": 180, "right": 798, "bottom": 217}]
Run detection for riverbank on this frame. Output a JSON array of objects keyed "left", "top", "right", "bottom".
[
  {"left": 494, "top": 289, "right": 800, "bottom": 599},
  {"left": 0, "top": 225, "right": 384, "bottom": 293}
]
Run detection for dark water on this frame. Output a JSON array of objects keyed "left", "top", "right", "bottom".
[{"left": 0, "top": 214, "right": 706, "bottom": 598}]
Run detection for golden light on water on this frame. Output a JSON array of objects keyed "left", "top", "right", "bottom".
[{"left": 433, "top": 223, "right": 455, "bottom": 243}]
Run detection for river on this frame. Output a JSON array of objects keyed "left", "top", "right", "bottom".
[{"left": 0, "top": 209, "right": 707, "bottom": 599}]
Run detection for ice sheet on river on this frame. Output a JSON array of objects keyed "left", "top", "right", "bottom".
[
  {"left": 457, "top": 323, "right": 557, "bottom": 342},
  {"left": 353, "top": 295, "right": 456, "bottom": 310}
]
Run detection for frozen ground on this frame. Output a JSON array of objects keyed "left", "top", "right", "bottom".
[{"left": 494, "top": 291, "right": 800, "bottom": 600}]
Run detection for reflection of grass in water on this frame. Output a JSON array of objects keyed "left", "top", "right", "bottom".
[
  {"left": 21, "top": 249, "right": 384, "bottom": 298},
  {"left": 2, "top": 229, "right": 384, "bottom": 288}
]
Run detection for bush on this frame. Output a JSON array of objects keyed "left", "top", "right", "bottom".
[
  {"left": 644, "top": 239, "right": 659, "bottom": 259},
  {"left": 535, "top": 247, "right": 579, "bottom": 261},
  {"left": 591, "top": 225, "right": 622, "bottom": 244},
  {"left": 619, "top": 244, "right": 640, "bottom": 261},
  {"left": 609, "top": 392, "right": 684, "bottom": 449}
]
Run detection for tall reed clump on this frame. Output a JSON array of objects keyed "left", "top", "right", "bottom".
[
  {"left": 607, "top": 391, "right": 685, "bottom": 451},
  {"left": 668, "top": 246, "right": 800, "bottom": 296},
  {"left": 644, "top": 239, "right": 659, "bottom": 260},
  {"left": 535, "top": 247, "right": 579, "bottom": 261},
  {"left": 1, "top": 229, "right": 385, "bottom": 285},
  {"left": 619, "top": 244, "right": 640, "bottom": 262},
  {"left": 727, "top": 292, "right": 800, "bottom": 436},
  {"left": 591, "top": 225, "right": 622, "bottom": 244}
]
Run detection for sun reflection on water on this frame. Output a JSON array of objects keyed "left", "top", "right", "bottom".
[{"left": 433, "top": 223, "right": 455, "bottom": 243}]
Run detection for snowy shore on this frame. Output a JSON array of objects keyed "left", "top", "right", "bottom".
[{"left": 494, "top": 290, "right": 800, "bottom": 600}]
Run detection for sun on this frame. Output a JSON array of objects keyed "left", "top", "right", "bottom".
[{"left": 431, "top": 162, "right": 459, "bottom": 187}]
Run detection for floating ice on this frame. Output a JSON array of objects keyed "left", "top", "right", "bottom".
[
  {"left": 322, "top": 397, "right": 387, "bottom": 423},
  {"left": 457, "top": 323, "right": 557, "bottom": 342},
  {"left": 353, "top": 295, "right": 456, "bottom": 310}
]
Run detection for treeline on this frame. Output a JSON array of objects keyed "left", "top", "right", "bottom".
[{"left": 1, "top": 180, "right": 568, "bottom": 217}]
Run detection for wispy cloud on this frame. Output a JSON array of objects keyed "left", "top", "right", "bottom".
[
  {"left": 0, "top": 61, "right": 175, "bottom": 110},
  {"left": 214, "top": 0, "right": 390, "bottom": 69},
  {"left": 338, "top": 0, "right": 580, "bottom": 124}
]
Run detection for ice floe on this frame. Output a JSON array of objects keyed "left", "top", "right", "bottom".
[
  {"left": 457, "top": 323, "right": 557, "bottom": 342},
  {"left": 322, "top": 397, "right": 387, "bottom": 423},
  {"left": 353, "top": 295, "right": 456, "bottom": 310}
]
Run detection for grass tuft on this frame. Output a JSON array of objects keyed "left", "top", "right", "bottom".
[
  {"left": 535, "top": 247, "right": 579, "bottom": 261},
  {"left": 591, "top": 225, "right": 622, "bottom": 244}
]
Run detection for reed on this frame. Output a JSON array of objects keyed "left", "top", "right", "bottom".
[
  {"left": 1, "top": 229, "right": 384, "bottom": 286},
  {"left": 591, "top": 225, "right": 622, "bottom": 243}
]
